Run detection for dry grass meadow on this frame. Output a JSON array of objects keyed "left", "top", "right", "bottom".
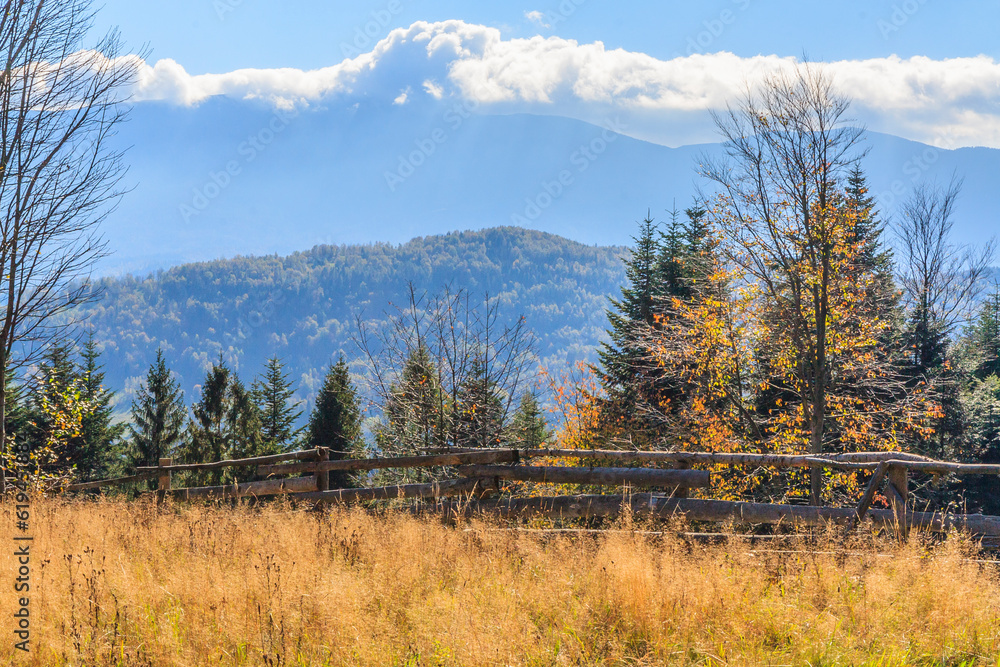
[{"left": 2, "top": 497, "right": 1000, "bottom": 666}]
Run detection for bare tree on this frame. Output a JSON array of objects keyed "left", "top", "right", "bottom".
[
  {"left": 0, "top": 0, "right": 140, "bottom": 491},
  {"left": 896, "top": 178, "right": 996, "bottom": 356}
]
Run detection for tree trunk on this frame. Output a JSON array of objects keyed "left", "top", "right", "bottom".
[
  {"left": 0, "top": 351, "right": 7, "bottom": 494},
  {"left": 809, "top": 407, "right": 824, "bottom": 505}
]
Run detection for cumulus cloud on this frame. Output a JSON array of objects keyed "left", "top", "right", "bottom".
[{"left": 128, "top": 20, "right": 1000, "bottom": 149}]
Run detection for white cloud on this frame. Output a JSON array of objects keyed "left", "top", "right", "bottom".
[
  {"left": 393, "top": 87, "right": 410, "bottom": 105},
  {"left": 524, "top": 10, "right": 550, "bottom": 28},
  {"left": 128, "top": 20, "right": 1000, "bottom": 149},
  {"left": 422, "top": 79, "right": 444, "bottom": 99}
]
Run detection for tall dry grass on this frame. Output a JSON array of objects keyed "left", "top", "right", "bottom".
[{"left": 1, "top": 497, "right": 999, "bottom": 666}]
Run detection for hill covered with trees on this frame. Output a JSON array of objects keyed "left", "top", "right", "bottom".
[{"left": 75, "top": 227, "right": 627, "bottom": 409}]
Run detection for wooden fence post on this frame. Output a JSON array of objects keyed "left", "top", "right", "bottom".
[
  {"left": 674, "top": 460, "right": 690, "bottom": 499},
  {"left": 314, "top": 448, "right": 329, "bottom": 493},
  {"left": 887, "top": 464, "right": 909, "bottom": 538},
  {"left": 157, "top": 458, "right": 172, "bottom": 503}
]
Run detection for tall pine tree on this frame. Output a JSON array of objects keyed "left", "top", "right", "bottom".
[
  {"left": 181, "top": 356, "right": 262, "bottom": 483},
  {"left": 127, "top": 349, "right": 186, "bottom": 474},
  {"left": 597, "top": 207, "right": 719, "bottom": 446},
  {"left": 597, "top": 213, "right": 664, "bottom": 442},
  {"left": 78, "top": 334, "right": 125, "bottom": 479},
  {"left": 26, "top": 341, "right": 84, "bottom": 475},
  {"left": 252, "top": 356, "right": 304, "bottom": 453},
  {"left": 453, "top": 356, "right": 505, "bottom": 449},
  {"left": 306, "top": 356, "right": 364, "bottom": 488},
  {"left": 375, "top": 346, "right": 445, "bottom": 482}
]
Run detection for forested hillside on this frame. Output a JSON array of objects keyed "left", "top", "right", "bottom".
[{"left": 77, "top": 227, "right": 626, "bottom": 408}]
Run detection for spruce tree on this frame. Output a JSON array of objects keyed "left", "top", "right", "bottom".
[
  {"left": 599, "top": 213, "right": 660, "bottom": 386},
  {"left": 78, "top": 334, "right": 125, "bottom": 479},
  {"left": 953, "top": 294, "right": 1000, "bottom": 512},
  {"left": 226, "top": 376, "right": 265, "bottom": 464},
  {"left": 4, "top": 367, "right": 29, "bottom": 447},
  {"left": 306, "top": 356, "right": 364, "bottom": 488},
  {"left": 843, "top": 166, "right": 901, "bottom": 343},
  {"left": 506, "top": 391, "right": 551, "bottom": 448},
  {"left": 182, "top": 358, "right": 230, "bottom": 483},
  {"left": 375, "top": 346, "right": 444, "bottom": 482},
  {"left": 453, "top": 357, "right": 505, "bottom": 449},
  {"left": 252, "top": 356, "right": 304, "bottom": 452},
  {"left": 598, "top": 208, "right": 717, "bottom": 445},
  {"left": 597, "top": 213, "right": 663, "bottom": 438},
  {"left": 182, "top": 356, "right": 262, "bottom": 483},
  {"left": 127, "top": 349, "right": 186, "bottom": 473},
  {"left": 967, "top": 289, "right": 1000, "bottom": 380}
]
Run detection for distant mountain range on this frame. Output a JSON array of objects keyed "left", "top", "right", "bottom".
[
  {"left": 103, "top": 97, "right": 1000, "bottom": 276},
  {"left": 76, "top": 227, "right": 626, "bottom": 411}
]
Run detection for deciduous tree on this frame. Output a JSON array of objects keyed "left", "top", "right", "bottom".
[{"left": 0, "top": 1, "right": 140, "bottom": 491}]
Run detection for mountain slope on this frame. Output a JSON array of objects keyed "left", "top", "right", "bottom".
[
  {"left": 79, "top": 227, "right": 626, "bottom": 408},
  {"left": 104, "top": 98, "right": 1000, "bottom": 275}
]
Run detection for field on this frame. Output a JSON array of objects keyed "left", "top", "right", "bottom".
[{"left": 2, "top": 498, "right": 1000, "bottom": 666}]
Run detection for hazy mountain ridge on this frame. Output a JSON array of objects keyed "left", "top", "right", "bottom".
[{"left": 80, "top": 227, "right": 627, "bottom": 409}]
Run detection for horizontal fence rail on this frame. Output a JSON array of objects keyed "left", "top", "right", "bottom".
[
  {"left": 135, "top": 449, "right": 321, "bottom": 473},
  {"left": 426, "top": 494, "right": 1000, "bottom": 536},
  {"left": 258, "top": 450, "right": 518, "bottom": 476},
  {"left": 457, "top": 464, "right": 711, "bottom": 488},
  {"left": 66, "top": 471, "right": 159, "bottom": 492},
  {"left": 166, "top": 475, "right": 318, "bottom": 501},
  {"left": 296, "top": 477, "right": 498, "bottom": 504},
  {"left": 428, "top": 448, "right": 946, "bottom": 471}
]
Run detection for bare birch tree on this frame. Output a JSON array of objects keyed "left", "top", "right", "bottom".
[
  {"left": 896, "top": 178, "right": 996, "bottom": 355},
  {"left": 0, "top": 0, "right": 140, "bottom": 490}
]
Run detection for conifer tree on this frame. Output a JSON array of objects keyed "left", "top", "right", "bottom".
[
  {"left": 844, "top": 167, "right": 894, "bottom": 284},
  {"left": 306, "top": 356, "right": 364, "bottom": 488},
  {"left": 506, "top": 390, "right": 551, "bottom": 448},
  {"left": 599, "top": 213, "right": 660, "bottom": 395},
  {"left": 598, "top": 207, "right": 719, "bottom": 446},
  {"left": 127, "top": 349, "right": 186, "bottom": 473},
  {"left": 597, "top": 213, "right": 663, "bottom": 440},
  {"left": 453, "top": 357, "right": 505, "bottom": 449},
  {"left": 375, "top": 346, "right": 444, "bottom": 482},
  {"left": 78, "top": 333, "right": 125, "bottom": 478},
  {"left": 967, "top": 289, "right": 1000, "bottom": 380},
  {"left": 182, "top": 358, "right": 230, "bottom": 483},
  {"left": 182, "top": 356, "right": 262, "bottom": 483},
  {"left": 953, "top": 292, "right": 1000, "bottom": 512},
  {"left": 252, "top": 356, "right": 304, "bottom": 453},
  {"left": 3, "top": 368, "right": 28, "bottom": 447},
  {"left": 226, "top": 376, "right": 265, "bottom": 463}
]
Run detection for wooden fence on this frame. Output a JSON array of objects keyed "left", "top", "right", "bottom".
[{"left": 40, "top": 446, "right": 1000, "bottom": 539}]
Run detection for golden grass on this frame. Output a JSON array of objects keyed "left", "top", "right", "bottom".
[{"left": 2, "top": 497, "right": 1000, "bottom": 666}]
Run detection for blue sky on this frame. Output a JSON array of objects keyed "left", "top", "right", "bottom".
[{"left": 96, "top": 0, "right": 999, "bottom": 73}]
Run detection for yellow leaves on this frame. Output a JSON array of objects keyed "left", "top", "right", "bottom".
[{"left": 539, "top": 362, "right": 606, "bottom": 450}]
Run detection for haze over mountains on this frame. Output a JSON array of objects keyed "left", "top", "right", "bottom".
[{"left": 105, "top": 97, "right": 1000, "bottom": 276}]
